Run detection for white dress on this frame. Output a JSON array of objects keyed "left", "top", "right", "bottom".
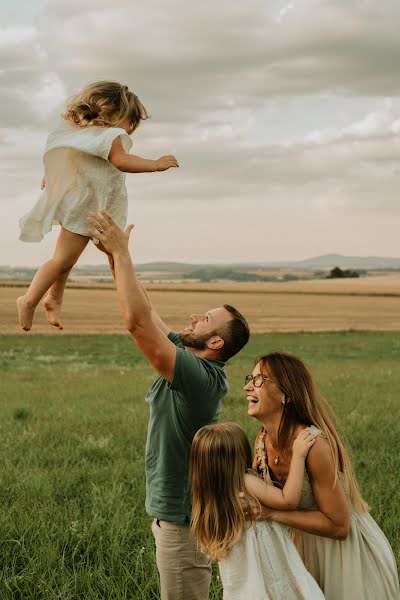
[
  {"left": 218, "top": 520, "right": 324, "bottom": 600},
  {"left": 19, "top": 119, "right": 132, "bottom": 242},
  {"left": 255, "top": 426, "right": 400, "bottom": 600}
]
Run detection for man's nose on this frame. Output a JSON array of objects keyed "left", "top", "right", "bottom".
[{"left": 191, "top": 313, "right": 205, "bottom": 322}]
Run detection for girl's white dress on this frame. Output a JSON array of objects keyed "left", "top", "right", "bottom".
[
  {"left": 218, "top": 519, "right": 324, "bottom": 599},
  {"left": 19, "top": 119, "right": 132, "bottom": 242}
]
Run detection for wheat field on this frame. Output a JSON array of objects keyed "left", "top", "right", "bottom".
[{"left": 2, "top": 274, "right": 400, "bottom": 334}]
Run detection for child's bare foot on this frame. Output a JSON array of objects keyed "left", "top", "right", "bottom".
[
  {"left": 17, "top": 296, "right": 35, "bottom": 331},
  {"left": 42, "top": 295, "right": 63, "bottom": 330}
]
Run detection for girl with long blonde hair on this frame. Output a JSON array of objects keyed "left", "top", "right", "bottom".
[
  {"left": 18, "top": 80, "right": 178, "bottom": 331},
  {"left": 247, "top": 352, "right": 399, "bottom": 600},
  {"left": 190, "top": 422, "right": 324, "bottom": 599}
]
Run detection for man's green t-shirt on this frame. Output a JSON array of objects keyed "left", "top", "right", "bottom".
[{"left": 144, "top": 332, "right": 228, "bottom": 522}]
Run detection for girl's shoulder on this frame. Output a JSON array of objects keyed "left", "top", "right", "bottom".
[{"left": 45, "top": 120, "right": 132, "bottom": 159}]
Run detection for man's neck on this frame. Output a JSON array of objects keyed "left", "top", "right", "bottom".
[{"left": 184, "top": 346, "right": 221, "bottom": 361}]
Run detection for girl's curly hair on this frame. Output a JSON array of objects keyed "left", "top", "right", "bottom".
[{"left": 64, "top": 81, "right": 149, "bottom": 132}]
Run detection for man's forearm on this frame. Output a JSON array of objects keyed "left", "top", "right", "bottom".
[{"left": 113, "top": 251, "right": 151, "bottom": 331}]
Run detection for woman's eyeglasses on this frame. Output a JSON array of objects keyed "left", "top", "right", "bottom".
[{"left": 244, "top": 374, "right": 273, "bottom": 387}]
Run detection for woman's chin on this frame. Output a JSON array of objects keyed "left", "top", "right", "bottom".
[{"left": 247, "top": 405, "right": 258, "bottom": 417}]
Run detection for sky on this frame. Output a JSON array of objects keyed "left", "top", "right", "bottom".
[{"left": 1, "top": 0, "right": 400, "bottom": 266}]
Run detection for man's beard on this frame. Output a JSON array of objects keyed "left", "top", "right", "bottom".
[{"left": 178, "top": 330, "right": 216, "bottom": 350}]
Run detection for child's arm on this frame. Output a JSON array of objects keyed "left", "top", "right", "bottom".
[
  {"left": 108, "top": 137, "right": 178, "bottom": 173},
  {"left": 244, "top": 429, "right": 315, "bottom": 510}
]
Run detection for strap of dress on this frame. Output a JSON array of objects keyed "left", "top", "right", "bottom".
[
  {"left": 306, "top": 424, "right": 327, "bottom": 438},
  {"left": 255, "top": 429, "right": 269, "bottom": 482}
]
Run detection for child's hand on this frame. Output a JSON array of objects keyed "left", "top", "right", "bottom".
[
  {"left": 40, "top": 177, "right": 46, "bottom": 190},
  {"left": 156, "top": 155, "right": 179, "bottom": 171},
  {"left": 292, "top": 429, "right": 316, "bottom": 459}
]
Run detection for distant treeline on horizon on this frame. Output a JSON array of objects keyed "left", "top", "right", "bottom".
[{"left": 2, "top": 263, "right": 399, "bottom": 284}]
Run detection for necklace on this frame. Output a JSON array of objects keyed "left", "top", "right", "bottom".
[{"left": 267, "top": 435, "right": 284, "bottom": 466}]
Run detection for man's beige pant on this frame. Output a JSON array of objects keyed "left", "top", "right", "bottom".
[{"left": 151, "top": 518, "right": 212, "bottom": 600}]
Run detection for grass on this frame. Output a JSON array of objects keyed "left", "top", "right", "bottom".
[{"left": 0, "top": 332, "right": 399, "bottom": 598}]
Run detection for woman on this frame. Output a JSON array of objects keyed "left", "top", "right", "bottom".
[{"left": 245, "top": 352, "right": 399, "bottom": 600}]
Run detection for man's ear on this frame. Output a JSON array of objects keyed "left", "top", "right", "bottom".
[{"left": 207, "top": 335, "right": 224, "bottom": 351}]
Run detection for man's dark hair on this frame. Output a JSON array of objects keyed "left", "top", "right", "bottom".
[{"left": 217, "top": 304, "right": 250, "bottom": 362}]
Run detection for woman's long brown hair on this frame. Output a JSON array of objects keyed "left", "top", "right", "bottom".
[
  {"left": 256, "top": 352, "right": 368, "bottom": 512},
  {"left": 190, "top": 422, "right": 255, "bottom": 561}
]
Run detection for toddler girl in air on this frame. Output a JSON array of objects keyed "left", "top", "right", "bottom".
[{"left": 18, "top": 80, "right": 178, "bottom": 330}]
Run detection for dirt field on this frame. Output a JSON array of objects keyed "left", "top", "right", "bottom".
[{"left": 2, "top": 275, "right": 400, "bottom": 333}]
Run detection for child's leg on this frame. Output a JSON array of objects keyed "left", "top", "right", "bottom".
[
  {"left": 43, "top": 240, "right": 113, "bottom": 330},
  {"left": 42, "top": 268, "right": 72, "bottom": 330},
  {"left": 43, "top": 240, "right": 114, "bottom": 328},
  {"left": 17, "top": 228, "right": 89, "bottom": 330}
]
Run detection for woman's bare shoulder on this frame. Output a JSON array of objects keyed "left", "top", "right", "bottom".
[{"left": 306, "top": 435, "right": 337, "bottom": 483}]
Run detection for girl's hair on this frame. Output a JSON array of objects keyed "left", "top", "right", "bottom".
[
  {"left": 255, "top": 352, "right": 368, "bottom": 513},
  {"left": 190, "top": 422, "right": 255, "bottom": 561},
  {"left": 63, "top": 81, "right": 149, "bottom": 130}
]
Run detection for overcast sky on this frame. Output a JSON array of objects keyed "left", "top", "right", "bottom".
[{"left": 1, "top": 0, "right": 400, "bottom": 266}]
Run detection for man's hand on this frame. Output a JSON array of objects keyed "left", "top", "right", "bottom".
[
  {"left": 156, "top": 155, "right": 179, "bottom": 171},
  {"left": 87, "top": 210, "right": 133, "bottom": 257}
]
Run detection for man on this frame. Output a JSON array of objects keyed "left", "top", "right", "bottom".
[{"left": 87, "top": 210, "right": 250, "bottom": 600}]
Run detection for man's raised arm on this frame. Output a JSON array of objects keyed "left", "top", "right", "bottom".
[
  {"left": 87, "top": 211, "right": 176, "bottom": 381},
  {"left": 106, "top": 252, "right": 170, "bottom": 335}
]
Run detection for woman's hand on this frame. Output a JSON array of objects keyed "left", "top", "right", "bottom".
[
  {"left": 40, "top": 177, "right": 46, "bottom": 190},
  {"left": 239, "top": 491, "right": 273, "bottom": 521},
  {"left": 257, "top": 505, "right": 275, "bottom": 520},
  {"left": 292, "top": 429, "right": 316, "bottom": 459}
]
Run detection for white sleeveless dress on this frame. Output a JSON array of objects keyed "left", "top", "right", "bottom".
[
  {"left": 218, "top": 519, "right": 325, "bottom": 599},
  {"left": 19, "top": 119, "right": 132, "bottom": 242},
  {"left": 255, "top": 425, "right": 400, "bottom": 600}
]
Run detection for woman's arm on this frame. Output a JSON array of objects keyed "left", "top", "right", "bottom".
[
  {"left": 264, "top": 436, "right": 350, "bottom": 540},
  {"left": 245, "top": 429, "right": 315, "bottom": 510}
]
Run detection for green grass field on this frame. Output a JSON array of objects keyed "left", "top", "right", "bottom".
[{"left": 0, "top": 332, "right": 399, "bottom": 599}]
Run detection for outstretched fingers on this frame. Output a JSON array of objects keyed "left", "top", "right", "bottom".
[{"left": 100, "top": 209, "right": 114, "bottom": 225}]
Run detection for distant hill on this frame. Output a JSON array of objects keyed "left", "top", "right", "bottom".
[
  {"left": 1, "top": 254, "right": 400, "bottom": 280},
  {"left": 291, "top": 254, "right": 400, "bottom": 269},
  {"left": 135, "top": 255, "right": 400, "bottom": 270}
]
